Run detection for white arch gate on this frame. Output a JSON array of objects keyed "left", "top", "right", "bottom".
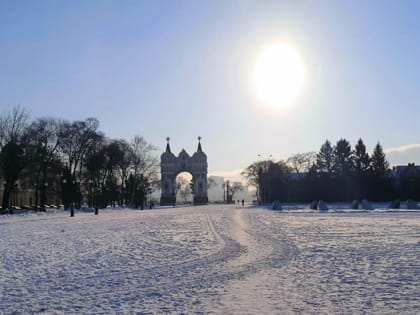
[{"left": 160, "top": 137, "right": 208, "bottom": 205}]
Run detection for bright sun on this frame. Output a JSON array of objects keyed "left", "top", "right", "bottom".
[{"left": 253, "top": 43, "right": 305, "bottom": 108}]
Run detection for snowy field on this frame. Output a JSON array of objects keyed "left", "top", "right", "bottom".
[{"left": 1, "top": 204, "right": 420, "bottom": 314}]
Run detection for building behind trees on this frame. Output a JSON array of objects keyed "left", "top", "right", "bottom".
[{"left": 243, "top": 138, "right": 420, "bottom": 203}]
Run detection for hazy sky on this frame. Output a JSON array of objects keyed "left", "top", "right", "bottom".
[{"left": 1, "top": 1, "right": 419, "bottom": 178}]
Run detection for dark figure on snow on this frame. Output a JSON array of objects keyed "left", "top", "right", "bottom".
[{"left": 242, "top": 200, "right": 244, "bottom": 207}]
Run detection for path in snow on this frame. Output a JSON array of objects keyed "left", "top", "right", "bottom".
[
  {"left": 0, "top": 205, "right": 419, "bottom": 314},
  {"left": 0, "top": 206, "right": 286, "bottom": 314}
]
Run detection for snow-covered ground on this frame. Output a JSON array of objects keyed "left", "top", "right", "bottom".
[{"left": 1, "top": 204, "right": 419, "bottom": 314}]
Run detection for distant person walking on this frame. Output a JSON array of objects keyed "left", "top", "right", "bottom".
[{"left": 242, "top": 200, "right": 244, "bottom": 207}]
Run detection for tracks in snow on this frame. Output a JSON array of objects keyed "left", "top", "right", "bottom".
[{"left": 0, "top": 207, "right": 298, "bottom": 314}]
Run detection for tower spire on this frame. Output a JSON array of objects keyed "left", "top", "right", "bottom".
[
  {"left": 197, "top": 136, "right": 202, "bottom": 153},
  {"left": 165, "top": 137, "right": 171, "bottom": 153}
]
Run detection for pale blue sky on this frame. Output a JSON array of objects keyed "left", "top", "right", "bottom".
[{"left": 1, "top": 1, "right": 419, "bottom": 177}]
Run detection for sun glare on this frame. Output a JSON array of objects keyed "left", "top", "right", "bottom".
[{"left": 253, "top": 43, "right": 305, "bottom": 108}]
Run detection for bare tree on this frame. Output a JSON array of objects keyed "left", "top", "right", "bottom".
[
  {"left": 0, "top": 106, "right": 30, "bottom": 213},
  {"left": 128, "top": 135, "right": 159, "bottom": 206},
  {"left": 58, "top": 118, "right": 102, "bottom": 208},
  {"left": 58, "top": 118, "right": 102, "bottom": 176},
  {"left": 207, "top": 177, "right": 217, "bottom": 190},
  {"left": 130, "top": 136, "right": 158, "bottom": 181},
  {"left": 286, "top": 152, "right": 316, "bottom": 174},
  {"left": 0, "top": 105, "right": 29, "bottom": 149},
  {"left": 222, "top": 180, "right": 243, "bottom": 203},
  {"left": 230, "top": 181, "right": 244, "bottom": 200},
  {"left": 241, "top": 160, "right": 272, "bottom": 203},
  {"left": 105, "top": 139, "right": 132, "bottom": 206},
  {"left": 84, "top": 138, "right": 107, "bottom": 208},
  {"left": 26, "top": 118, "right": 62, "bottom": 210},
  {"left": 176, "top": 176, "right": 191, "bottom": 203}
]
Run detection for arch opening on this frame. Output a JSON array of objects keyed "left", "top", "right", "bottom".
[{"left": 175, "top": 172, "right": 193, "bottom": 204}]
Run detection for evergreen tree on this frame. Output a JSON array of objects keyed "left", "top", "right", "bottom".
[
  {"left": 354, "top": 138, "right": 371, "bottom": 176},
  {"left": 267, "top": 161, "right": 290, "bottom": 202},
  {"left": 333, "top": 138, "right": 353, "bottom": 176},
  {"left": 371, "top": 142, "right": 389, "bottom": 177},
  {"left": 316, "top": 140, "right": 334, "bottom": 174}
]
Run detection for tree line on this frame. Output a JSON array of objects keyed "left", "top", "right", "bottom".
[
  {"left": 0, "top": 106, "right": 158, "bottom": 214},
  {"left": 242, "top": 138, "right": 414, "bottom": 203}
]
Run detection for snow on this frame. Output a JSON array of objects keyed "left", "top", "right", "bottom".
[{"left": 1, "top": 204, "right": 420, "bottom": 314}]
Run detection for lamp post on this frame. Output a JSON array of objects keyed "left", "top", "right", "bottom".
[
  {"left": 70, "top": 179, "right": 75, "bottom": 217},
  {"left": 224, "top": 179, "right": 230, "bottom": 204},
  {"left": 33, "top": 182, "right": 38, "bottom": 211},
  {"left": 9, "top": 180, "right": 19, "bottom": 214},
  {"left": 140, "top": 174, "right": 144, "bottom": 210},
  {"left": 42, "top": 181, "right": 48, "bottom": 211},
  {"left": 95, "top": 187, "right": 101, "bottom": 214},
  {"left": 61, "top": 178, "right": 67, "bottom": 208},
  {"left": 75, "top": 178, "right": 81, "bottom": 209},
  {"left": 11, "top": 181, "right": 15, "bottom": 214},
  {"left": 148, "top": 188, "right": 152, "bottom": 209},
  {"left": 89, "top": 179, "right": 99, "bottom": 215},
  {"left": 149, "top": 189, "right": 152, "bottom": 205},
  {"left": 70, "top": 200, "right": 74, "bottom": 217},
  {"left": 62, "top": 178, "right": 74, "bottom": 217},
  {"left": 15, "top": 180, "right": 19, "bottom": 208},
  {"left": 3, "top": 180, "right": 10, "bottom": 214},
  {"left": 1, "top": 181, "right": 6, "bottom": 214},
  {"left": 69, "top": 178, "right": 81, "bottom": 215},
  {"left": 88, "top": 179, "right": 93, "bottom": 208}
]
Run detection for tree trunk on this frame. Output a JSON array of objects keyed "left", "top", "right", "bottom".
[
  {"left": 129, "top": 181, "right": 137, "bottom": 207},
  {"left": 40, "top": 167, "right": 47, "bottom": 211},
  {"left": 40, "top": 185, "right": 46, "bottom": 211},
  {"left": 1, "top": 183, "right": 12, "bottom": 214},
  {"left": 34, "top": 185, "right": 39, "bottom": 211},
  {"left": 34, "top": 167, "right": 42, "bottom": 211}
]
